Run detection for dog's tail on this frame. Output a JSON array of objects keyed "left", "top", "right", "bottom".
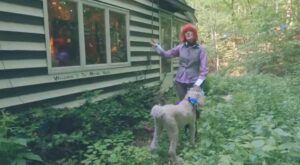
[{"left": 151, "top": 105, "right": 164, "bottom": 119}]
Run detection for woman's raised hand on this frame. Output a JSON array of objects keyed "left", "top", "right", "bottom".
[{"left": 150, "top": 39, "right": 158, "bottom": 47}]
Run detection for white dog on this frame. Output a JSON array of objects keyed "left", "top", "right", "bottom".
[{"left": 150, "top": 86, "right": 204, "bottom": 163}]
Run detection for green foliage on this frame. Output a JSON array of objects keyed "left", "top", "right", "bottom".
[
  {"left": 187, "top": 0, "right": 300, "bottom": 79},
  {"left": 80, "top": 131, "right": 153, "bottom": 165},
  {"left": 1, "top": 74, "right": 300, "bottom": 164},
  {"left": 179, "top": 73, "right": 300, "bottom": 164},
  {"left": 0, "top": 82, "right": 160, "bottom": 164},
  {"left": 0, "top": 110, "right": 42, "bottom": 165}
]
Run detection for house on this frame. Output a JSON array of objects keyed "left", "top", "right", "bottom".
[{"left": 0, "top": 0, "right": 196, "bottom": 110}]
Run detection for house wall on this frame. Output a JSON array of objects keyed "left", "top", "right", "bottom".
[{"left": 0, "top": 0, "right": 192, "bottom": 110}]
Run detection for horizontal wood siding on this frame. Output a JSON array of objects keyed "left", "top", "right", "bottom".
[
  {"left": 0, "top": 0, "right": 161, "bottom": 109},
  {"left": 52, "top": 80, "right": 159, "bottom": 108}
]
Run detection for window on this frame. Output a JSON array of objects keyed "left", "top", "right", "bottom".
[
  {"left": 172, "top": 19, "right": 186, "bottom": 47},
  {"left": 83, "top": 5, "right": 106, "bottom": 64},
  {"left": 47, "top": 0, "right": 80, "bottom": 67},
  {"left": 160, "top": 15, "right": 172, "bottom": 73},
  {"left": 171, "top": 18, "right": 186, "bottom": 70},
  {"left": 110, "top": 11, "right": 127, "bottom": 63},
  {"left": 45, "top": 0, "right": 129, "bottom": 72}
]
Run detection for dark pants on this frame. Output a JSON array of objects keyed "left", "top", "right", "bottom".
[
  {"left": 175, "top": 81, "right": 204, "bottom": 100},
  {"left": 175, "top": 81, "right": 194, "bottom": 100}
]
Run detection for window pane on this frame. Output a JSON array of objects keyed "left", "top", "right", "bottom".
[
  {"left": 48, "top": 0, "right": 80, "bottom": 67},
  {"left": 160, "top": 16, "right": 172, "bottom": 73},
  {"left": 172, "top": 20, "right": 182, "bottom": 47},
  {"left": 83, "top": 5, "right": 106, "bottom": 64},
  {"left": 109, "top": 11, "right": 127, "bottom": 63}
]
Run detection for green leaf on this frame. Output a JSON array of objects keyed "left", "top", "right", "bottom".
[
  {"left": 273, "top": 128, "right": 291, "bottom": 137},
  {"left": 109, "top": 153, "right": 118, "bottom": 163},
  {"left": 262, "top": 144, "right": 276, "bottom": 152},
  {"left": 94, "top": 159, "right": 101, "bottom": 165},
  {"left": 12, "top": 158, "right": 26, "bottom": 165},
  {"left": 218, "top": 155, "right": 232, "bottom": 165},
  {"left": 239, "top": 142, "right": 252, "bottom": 149},
  {"left": 13, "top": 138, "right": 27, "bottom": 146},
  {"left": 289, "top": 151, "right": 300, "bottom": 158},
  {"left": 0, "top": 127, "right": 6, "bottom": 137},
  {"left": 232, "top": 161, "right": 244, "bottom": 165},
  {"left": 251, "top": 139, "right": 265, "bottom": 148},
  {"left": 278, "top": 142, "right": 294, "bottom": 150},
  {"left": 23, "top": 153, "right": 42, "bottom": 161}
]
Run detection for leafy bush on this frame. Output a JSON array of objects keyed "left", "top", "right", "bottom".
[
  {"left": 179, "top": 73, "right": 300, "bottom": 165},
  {"left": 2, "top": 74, "right": 299, "bottom": 165},
  {"left": 0, "top": 110, "right": 42, "bottom": 165},
  {"left": 1, "top": 82, "right": 160, "bottom": 164},
  {"left": 80, "top": 130, "right": 152, "bottom": 165}
]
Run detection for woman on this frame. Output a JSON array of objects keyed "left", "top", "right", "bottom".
[{"left": 150, "top": 23, "right": 208, "bottom": 100}]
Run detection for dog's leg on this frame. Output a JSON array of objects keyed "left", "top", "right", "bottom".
[
  {"left": 189, "top": 120, "right": 196, "bottom": 146},
  {"left": 195, "top": 108, "right": 201, "bottom": 140},
  {"left": 150, "top": 118, "right": 162, "bottom": 152},
  {"left": 166, "top": 118, "right": 178, "bottom": 163}
]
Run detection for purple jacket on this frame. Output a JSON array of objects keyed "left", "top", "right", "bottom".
[{"left": 156, "top": 43, "right": 208, "bottom": 84}]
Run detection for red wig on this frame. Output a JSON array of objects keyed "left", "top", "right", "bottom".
[{"left": 180, "top": 23, "right": 198, "bottom": 42}]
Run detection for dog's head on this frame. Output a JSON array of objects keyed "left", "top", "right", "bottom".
[{"left": 185, "top": 86, "right": 205, "bottom": 106}]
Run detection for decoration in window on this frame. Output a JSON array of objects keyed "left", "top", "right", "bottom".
[
  {"left": 83, "top": 5, "right": 106, "bottom": 65},
  {"left": 110, "top": 11, "right": 127, "bottom": 63},
  {"left": 48, "top": 0, "right": 80, "bottom": 67}
]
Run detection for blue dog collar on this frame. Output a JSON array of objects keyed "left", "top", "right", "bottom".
[{"left": 188, "top": 97, "right": 199, "bottom": 107}]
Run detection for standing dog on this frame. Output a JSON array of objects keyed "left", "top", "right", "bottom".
[{"left": 150, "top": 86, "right": 204, "bottom": 163}]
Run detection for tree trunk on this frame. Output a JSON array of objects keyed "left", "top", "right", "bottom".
[
  {"left": 286, "top": 0, "right": 292, "bottom": 23},
  {"left": 211, "top": 26, "right": 218, "bottom": 71},
  {"left": 275, "top": 0, "right": 279, "bottom": 13}
]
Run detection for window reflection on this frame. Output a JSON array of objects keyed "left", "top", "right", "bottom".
[
  {"left": 83, "top": 5, "right": 106, "bottom": 64},
  {"left": 48, "top": 0, "right": 80, "bottom": 67},
  {"left": 110, "top": 11, "right": 127, "bottom": 63},
  {"left": 161, "top": 16, "right": 172, "bottom": 73},
  {"left": 172, "top": 20, "right": 183, "bottom": 47}
]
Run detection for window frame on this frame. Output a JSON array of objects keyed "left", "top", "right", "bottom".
[{"left": 43, "top": 0, "right": 130, "bottom": 74}]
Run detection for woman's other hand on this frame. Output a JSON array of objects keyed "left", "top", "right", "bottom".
[{"left": 150, "top": 39, "right": 158, "bottom": 47}]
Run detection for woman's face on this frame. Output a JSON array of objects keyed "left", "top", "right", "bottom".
[{"left": 185, "top": 31, "right": 194, "bottom": 42}]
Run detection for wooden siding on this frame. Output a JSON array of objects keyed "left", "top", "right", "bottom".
[{"left": 0, "top": 0, "right": 161, "bottom": 109}]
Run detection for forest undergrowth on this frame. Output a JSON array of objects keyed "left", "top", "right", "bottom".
[{"left": 1, "top": 73, "right": 300, "bottom": 165}]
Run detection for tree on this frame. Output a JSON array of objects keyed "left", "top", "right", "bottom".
[{"left": 186, "top": 0, "right": 300, "bottom": 77}]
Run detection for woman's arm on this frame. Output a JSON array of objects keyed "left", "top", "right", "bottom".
[{"left": 150, "top": 39, "right": 180, "bottom": 58}]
